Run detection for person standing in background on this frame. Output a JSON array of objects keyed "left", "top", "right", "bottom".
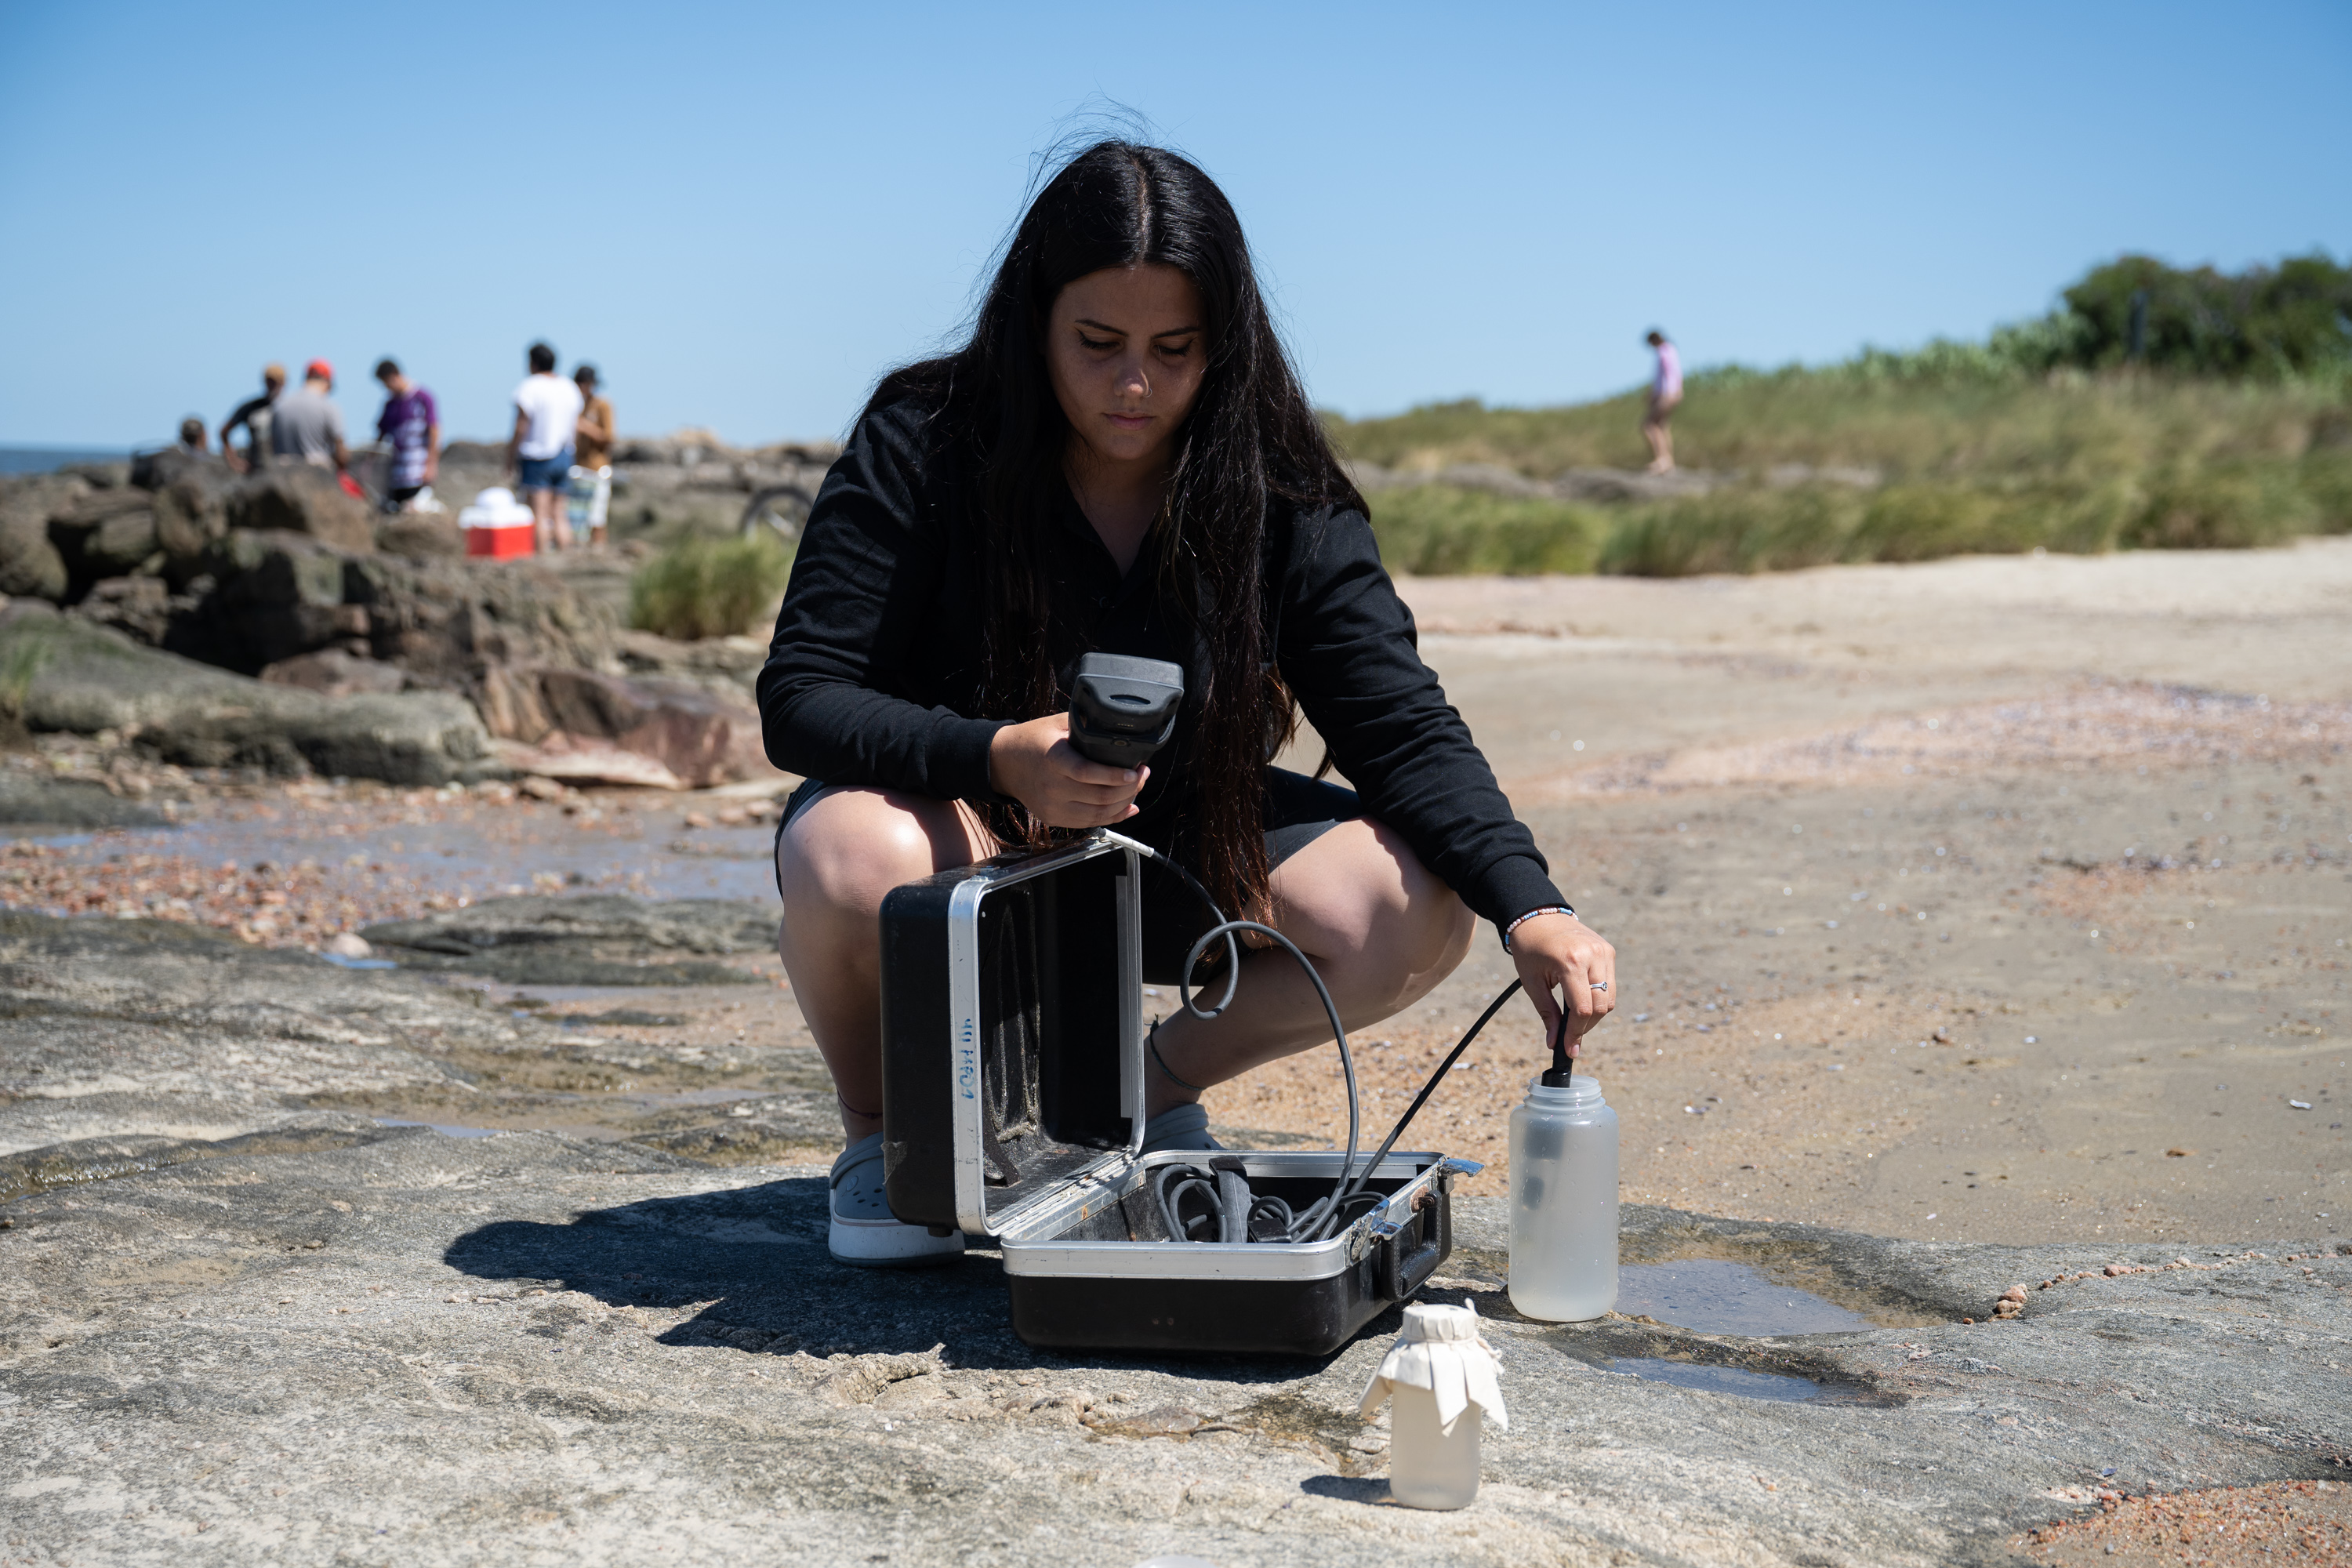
[
  {"left": 372, "top": 358, "right": 441, "bottom": 510},
  {"left": 568, "top": 364, "right": 615, "bottom": 550},
  {"left": 271, "top": 359, "right": 349, "bottom": 472},
  {"left": 175, "top": 418, "right": 209, "bottom": 455},
  {"left": 508, "top": 342, "right": 583, "bottom": 551},
  {"left": 1642, "top": 328, "right": 1682, "bottom": 474},
  {"left": 220, "top": 363, "right": 285, "bottom": 473}
]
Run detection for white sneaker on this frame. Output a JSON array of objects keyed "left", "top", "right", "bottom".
[{"left": 829, "top": 1133, "right": 964, "bottom": 1268}]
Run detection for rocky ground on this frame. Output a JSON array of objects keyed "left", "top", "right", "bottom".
[
  {"left": 0, "top": 435, "right": 811, "bottom": 798},
  {"left": 2, "top": 539, "right": 2349, "bottom": 1564}
]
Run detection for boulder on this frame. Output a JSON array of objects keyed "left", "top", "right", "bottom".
[
  {"left": 0, "top": 771, "right": 167, "bottom": 827},
  {"left": 46, "top": 490, "right": 160, "bottom": 594},
  {"left": 615, "top": 627, "right": 766, "bottom": 699},
  {"left": 258, "top": 648, "right": 408, "bottom": 697},
  {"left": 64, "top": 575, "right": 175, "bottom": 645},
  {"left": 159, "top": 541, "right": 626, "bottom": 731},
  {"left": 55, "top": 458, "right": 130, "bottom": 488},
  {"left": 373, "top": 511, "right": 463, "bottom": 560},
  {"left": 166, "top": 530, "right": 370, "bottom": 673},
  {"left": 169, "top": 529, "right": 358, "bottom": 671},
  {"left": 0, "top": 608, "right": 498, "bottom": 786},
  {"left": 480, "top": 666, "right": 771, "bottom": 789},
  {"left": 149, "top": 468, "right": 235, "bottom": 571},
  {"left": 149, "top": 687, "right": 494, "bottom": 782},
  {"left": 222, "top": 465, "right": 374, "bottom": 552},
  {"left": 0, "top": 474, "right": 78, "bottom": 601},
  {"left": 127, "top": 448, "right": 227, "bottom": 492},
  {"left": 347, "top": 554, "right": 619, "bottom": 686}
]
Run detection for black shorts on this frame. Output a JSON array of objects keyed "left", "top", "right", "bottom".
[{"left": 775, "top": 767, "right": 1362, "bottom": 985}]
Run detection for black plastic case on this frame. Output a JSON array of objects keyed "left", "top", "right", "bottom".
[{"left": 878, "top": 830, "right": 1470, "bottom": 1356}]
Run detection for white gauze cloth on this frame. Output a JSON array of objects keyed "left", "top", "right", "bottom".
[{"left": 1358, "top": 1301, "right": 1508, "bottom": 1432}]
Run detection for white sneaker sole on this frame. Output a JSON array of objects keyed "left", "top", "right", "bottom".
[{"left": 828, "top": 1215, "right": 966, "bottom": 1269}]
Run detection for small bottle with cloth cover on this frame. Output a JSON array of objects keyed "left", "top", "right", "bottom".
[{"left": 1357, "top": 1300, "right": 1508, "bottom": 1509}]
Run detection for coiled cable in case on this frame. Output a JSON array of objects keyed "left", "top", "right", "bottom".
[{"left": 1133, "top": 843, "right": 1570, "bottom": 1246}]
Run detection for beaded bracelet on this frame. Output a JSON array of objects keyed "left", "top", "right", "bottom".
[{"left": 1501, "top": 905, "right": 1577, "bottom": 954}]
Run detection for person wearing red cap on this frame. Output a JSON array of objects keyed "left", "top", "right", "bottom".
[{"left": 270, "top": 359, "right": 349, "bottom": 472}]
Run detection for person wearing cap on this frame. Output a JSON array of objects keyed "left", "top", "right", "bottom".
[
  {"left": 270, "top": 359, "right": 349, "bottom": 471},
  {"left": 508, "top": 342, "right": 583, "bottom": 550},
  {"left": 568, "top": 365, "right": 615, "bottom": 550},
  {"left": 220, "top": 363, "right": 285, "bottom": 474}
]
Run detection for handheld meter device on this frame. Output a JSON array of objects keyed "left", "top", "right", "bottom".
[{"left": 1068, "top": 652, "right": 1184, "bottom": 771}]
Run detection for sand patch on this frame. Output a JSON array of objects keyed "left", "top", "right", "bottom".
[{"left": 1519, "top": 682, "right": 2350, "bottom": 799}]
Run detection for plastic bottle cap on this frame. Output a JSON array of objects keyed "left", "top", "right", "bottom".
[{"left": 1525, "top": 1073, "right": 1606, "bottom": 1106}]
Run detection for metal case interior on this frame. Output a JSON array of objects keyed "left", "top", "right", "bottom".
[{"left": 877, "top": 830, "right": 1468, "bottom": 1356}]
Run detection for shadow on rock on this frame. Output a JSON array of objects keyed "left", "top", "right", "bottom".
[
  {"left": 443, "top": 1174, "right": 1380, "bottom": 1381},
  {"left": 1299, "top": 1475, "right": 1391, "bottom": 1505},
  {"left": 443, "top": 1174, "right": 1029, "bottom": 1364}
]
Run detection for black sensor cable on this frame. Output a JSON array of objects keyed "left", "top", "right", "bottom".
[{"left": 1131, "top": 841, "right": 1585, "bottom": 1246}]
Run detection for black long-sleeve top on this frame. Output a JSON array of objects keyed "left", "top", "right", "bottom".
[{"left": 756, "top": 397, "right": 1566, "bottom": 931}]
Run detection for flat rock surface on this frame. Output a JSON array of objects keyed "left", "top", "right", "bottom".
[
  {"left": 6, "top": 541, "right": 2351, "bottom": 1563},
  {"left": 362, "top": 895, "right": 778, "bottom": 985},
  {"left": 1, "top": 908, "right": 2347, "bottom": 1566},
  {"left": 0, "top": 772, "right": 164, "bottom": 828},
  {"left": 1, "top": 608, "right": 496, "bottom": 786},
  {"left": 1, "top": 1120, "right": 2345, "bottom": 1566}
]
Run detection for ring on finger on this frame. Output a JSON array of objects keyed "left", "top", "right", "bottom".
[{"left": 1592, "top": 981, "right": 1610, "bottom": 993}]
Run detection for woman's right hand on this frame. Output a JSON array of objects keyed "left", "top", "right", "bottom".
[{"left": 987, "top": 713, "right": 1146, "bottom": 827}]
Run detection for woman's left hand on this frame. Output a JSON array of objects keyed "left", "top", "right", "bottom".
[{"left": 1508, "top": 912, "right": 1616, "bottom": 1058}]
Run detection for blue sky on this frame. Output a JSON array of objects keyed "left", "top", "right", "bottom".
[{"left": 2, "top": 0, "right": 2346, "bottom": 448}]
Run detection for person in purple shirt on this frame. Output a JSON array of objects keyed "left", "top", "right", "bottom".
[
  {"left": 373, "top": 358, "right": 441, "bottom": 509},
  {"left": 1642, "top": 328, "right": 1682, "bottom": 474}
]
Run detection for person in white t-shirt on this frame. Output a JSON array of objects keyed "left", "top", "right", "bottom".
[{"left": 507, "top": 341, "right": 586, "bottom": 550}]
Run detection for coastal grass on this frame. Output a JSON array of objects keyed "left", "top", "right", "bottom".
[
  {"left": 1363, "top": 486, "right": 1608, "bottom": 575},
  {"left": 1341, "top": 371, "right": 2352, "bottom": 577},
  {"left": 628, "top": 535, "right": 793, "bottom": 640}
]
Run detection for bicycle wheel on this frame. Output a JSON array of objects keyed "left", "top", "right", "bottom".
[{"left": 740, "top": 483, "right": 815, "bottom": 543}]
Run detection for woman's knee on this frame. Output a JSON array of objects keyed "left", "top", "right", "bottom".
[
  {"left": 778, "top": 788, "right": 970, "bottom": 919},
  {"left": 1278, "top": 818, "right": 1474, "bottom": 977},
  {"left": 1363, "top": 819, "right": 1474, "bottom": 968}
]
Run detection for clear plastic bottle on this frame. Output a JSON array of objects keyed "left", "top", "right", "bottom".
[{"left": 1507, "top": 1073, "right": 1619, "bottom": 1321}]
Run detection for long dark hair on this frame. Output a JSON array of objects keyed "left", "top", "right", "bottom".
[{"left": 866, "top": 140, "right": 1362, "bottom": 923}]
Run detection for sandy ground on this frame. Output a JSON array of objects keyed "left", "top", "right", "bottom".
[
  {"left": 1233, "top": 537, "right": 2352, "bottom": 1245},
  {"left": 5, "top": 539, "right": 2347, "bottom": 1254},
  {"left": 2013, "top": 1477, "right": 2351, "bottom": 1565}
]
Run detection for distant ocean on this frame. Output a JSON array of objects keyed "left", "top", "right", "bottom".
[{"left": 0, "top": 445, "right": 132, "bottom": 476}]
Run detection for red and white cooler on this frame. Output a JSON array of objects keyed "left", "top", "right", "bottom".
[{"left": 459, "top": 488, "right": 535, "bottom": 558}]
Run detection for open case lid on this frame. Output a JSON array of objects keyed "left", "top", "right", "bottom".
[{"left": 878, "top": 830, "right": 1149, "bottom": 1238}]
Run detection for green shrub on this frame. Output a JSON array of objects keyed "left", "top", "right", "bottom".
[
  {"left": 2037, "top": 479, "right": 2142, "bottom": 555},
  {"left": 1597, "top": 486, "right": 1860, "bottom": 577},
  {"left": 2300, "top": 445, "right": 2352, "bottom": 534},
  {"left": 1326, "top": 263, "right": 2352, "bottom": 577},
  {"left": 1366, "top": 485, "right": 1606, "bottom": 575},
  {"left": 2126, "top": 463, "right": 2316, "bottom": 550},
  {"left": 628, "top": 535, "right": 794, "bottom": 641},
  {"left": 1843, "top": 485, "right": 2011, "bottom": 562}
]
